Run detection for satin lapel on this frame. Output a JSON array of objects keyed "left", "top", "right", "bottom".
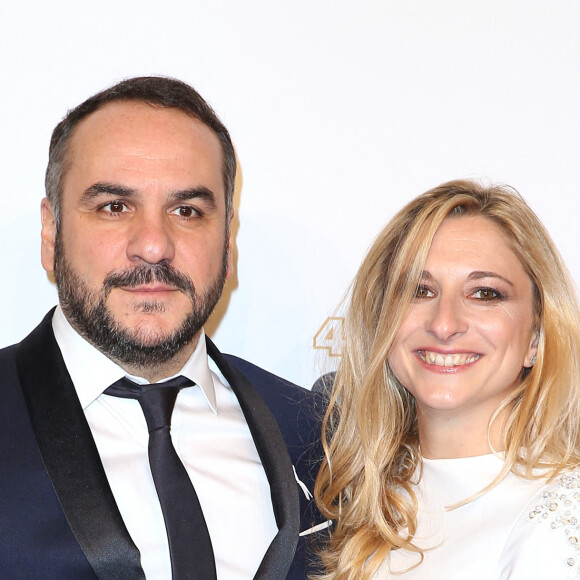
[
  {"left": 16, "top": 311, "right": 145, "bottom": 580},
  {"left": 207, "top": 338, "right": 300, "bottom": 580}
]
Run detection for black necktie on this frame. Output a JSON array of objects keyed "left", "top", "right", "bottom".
[{"left": 105, "top": 376, "right": 217, "bottom": 580}]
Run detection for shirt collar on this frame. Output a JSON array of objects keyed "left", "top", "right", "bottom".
[{"left": 52, "top": 306, "right": 218, "bottom": 413}]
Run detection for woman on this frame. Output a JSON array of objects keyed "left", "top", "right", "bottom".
[{"left": 315, "top": 180, "right": 580, "bottom": 579}]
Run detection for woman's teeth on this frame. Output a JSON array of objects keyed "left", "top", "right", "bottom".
[{"left": 419, "top": 351, "right": 480, "bottom": 367}]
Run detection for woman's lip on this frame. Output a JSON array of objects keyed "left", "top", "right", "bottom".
[
  {"left": 416, "top": 349, "right": 481, "bottom": 369},
  {"left": 415, "top": 347, "right": 478, "bottom": 355}
]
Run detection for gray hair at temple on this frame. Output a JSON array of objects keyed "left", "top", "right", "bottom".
[{"left": 45, "top": 76, "right": 236, "bottom": 227}]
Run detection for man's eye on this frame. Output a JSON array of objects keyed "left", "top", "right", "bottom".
[
  {"left": 104, "top": 201, "right": 127, "bottom": 213},
  {"left": 414, "top": 285, "right": 434, "bottom": 299},
  {"left": 171, "top": 206, "right": 199, "bottom": 218}
]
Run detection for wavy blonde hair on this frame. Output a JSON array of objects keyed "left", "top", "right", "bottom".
[{"left": 314, "top": 179, "right": 580, "bottom": 580}]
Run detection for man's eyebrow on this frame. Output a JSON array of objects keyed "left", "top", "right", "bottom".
[
  {"left": 78, "top": 183, "right": 218, "bottom": 209},
  {"left": 170, "top": 187, "right": 217, "bottom": 209},
  {"left": 80, "top": 182, "right": 138, "bottom": 202}
]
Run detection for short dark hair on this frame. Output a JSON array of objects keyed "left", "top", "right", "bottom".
[{"left": 45, "top": 76, "right": 236, "bottom": 226}]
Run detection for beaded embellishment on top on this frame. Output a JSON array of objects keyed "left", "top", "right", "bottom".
[{"left": 528, "top": 469, "right": 580, "bottom": 576}]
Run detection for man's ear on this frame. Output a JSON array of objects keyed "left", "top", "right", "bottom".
[
  {"left": 225, "top": 210, "right": 234, "bottom": 280},
  {"left": 40, "top": 198, "right": 56, "bottom": 277}
]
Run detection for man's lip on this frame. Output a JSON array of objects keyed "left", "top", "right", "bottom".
[{"left": 119, "top": 285, "right": 179, "bottom": 293}]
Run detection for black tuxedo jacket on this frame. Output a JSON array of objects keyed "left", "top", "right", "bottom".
[{"left": 0, "top": 311, "right": 325, "bottom": 579}]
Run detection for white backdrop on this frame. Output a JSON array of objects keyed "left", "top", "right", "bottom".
[{"left": 1, "top": 1, "right": 579, "bottom": 388}]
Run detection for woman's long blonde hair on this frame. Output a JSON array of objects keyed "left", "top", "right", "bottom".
[{"left": 314, "top": 180, "right": 580, "bottom": 580}]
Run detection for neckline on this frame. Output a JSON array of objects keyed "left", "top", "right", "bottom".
[{"left": 417, "top": 453, "right": 506, "bottom": 506}]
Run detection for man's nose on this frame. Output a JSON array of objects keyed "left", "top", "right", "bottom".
[{"left": 126, "top": 212, "right": 176, "bottom": 265}]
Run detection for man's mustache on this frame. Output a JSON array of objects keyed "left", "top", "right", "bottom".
[{"left": 103, "top": 263, "right": 195, "bottom": 296}]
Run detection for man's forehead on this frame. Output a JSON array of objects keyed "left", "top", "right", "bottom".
[
  {"left": 62, "top": 100, "right": 224, "bottom": 181},
  {"left": 59, "top": 100, "right": 226, "bottom": 207},
  {"left": 68, "top": 100, "right": 218, "bottom": 148}
]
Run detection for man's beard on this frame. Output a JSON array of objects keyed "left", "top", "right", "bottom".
[{"left": 53, "top": 232, "right": 227, "bottom": 369}]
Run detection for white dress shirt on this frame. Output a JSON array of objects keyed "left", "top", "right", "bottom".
[{"left": 52, "top": 306, "right": 278, "bottom": 580}]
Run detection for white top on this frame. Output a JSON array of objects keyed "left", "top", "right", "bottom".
[
  {"left": 52, "top": 306, "right": 278, "bottom": 580},
  {"left": 376, "top": 453, "right": 580, "bottom": 579}
]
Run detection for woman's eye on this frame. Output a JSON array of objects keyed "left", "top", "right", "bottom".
[
  {"left": 472, "top": 288, "right": 501, "bottom": 301},
  {"left": 414, "top": 285, "right": 434, "bottom": 299}
]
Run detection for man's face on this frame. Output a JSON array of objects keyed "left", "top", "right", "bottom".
[{"left": 41, "top": 101, "right": 232, "bottom": 375}]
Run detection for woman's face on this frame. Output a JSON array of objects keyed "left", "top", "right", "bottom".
[{"left": 388, "top": 215, "right": 538, "bottom": 435}]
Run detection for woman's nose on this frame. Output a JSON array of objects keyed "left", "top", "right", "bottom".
[{"left": 424, "top": 296, "right": 468, "bottom": 342}]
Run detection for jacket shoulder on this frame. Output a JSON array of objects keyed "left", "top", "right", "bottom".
[
  {"left": 223, "top": 353, "right": 325, "bottom": 453},
  {"left": 223, "top": 354, "right": 325, "bottom": 427},
  {"left": 0, "top": 342, "right": 18, "bottom": 363}
]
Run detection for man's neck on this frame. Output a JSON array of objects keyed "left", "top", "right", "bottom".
[{"left": 108, "top": 337, "right": 201, "bottom": 383}]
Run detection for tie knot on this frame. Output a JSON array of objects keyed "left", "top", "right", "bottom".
[{"left": 105, "top": 376, "right": 194, "bottom": 432}]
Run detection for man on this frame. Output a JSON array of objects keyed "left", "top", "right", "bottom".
[{"left": 0, "top": 77, "right": 324, "bottom": 579}]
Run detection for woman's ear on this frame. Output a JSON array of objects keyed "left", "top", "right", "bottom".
[{"left": 524, "top": 329, "right": 539, "bottom": 368}]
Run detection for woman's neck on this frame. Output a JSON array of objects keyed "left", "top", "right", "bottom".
[{"left": 417, "top": 405, "right": 507, "bottom": 459}]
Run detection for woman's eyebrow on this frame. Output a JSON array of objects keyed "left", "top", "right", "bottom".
[{"left": 468, "top": 271, "right": 514, "bottom": 287}]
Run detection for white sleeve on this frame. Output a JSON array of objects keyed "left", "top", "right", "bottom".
[{"left": 498, "top": 471, "right": 580, "bottom": 580}]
